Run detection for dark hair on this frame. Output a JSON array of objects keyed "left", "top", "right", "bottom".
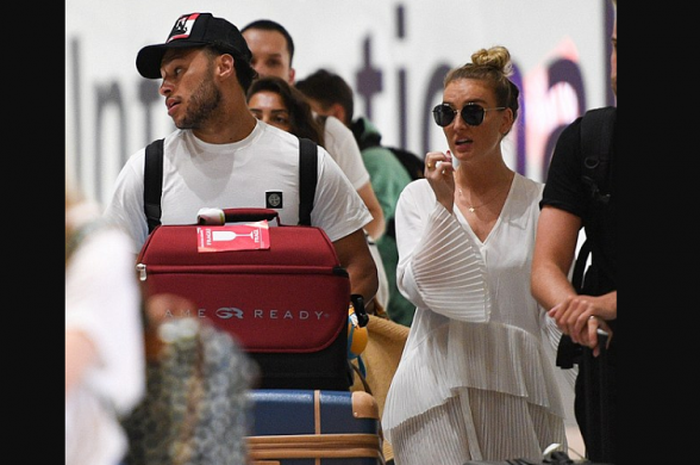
[
  {"left": 204, "top": 45, "right": 258, "bottom": 93},
  {"left": 444, "top": 45, "right": 520, "bottom": 128},
  {"left": 241, "top": 19, "right": 295, "bottom": 66},
  {"left": 295, "top": 69, "right": 355, "bottom": 126},
  {"left": 246, "top": 76, "right": 324, "bottom": 146}
]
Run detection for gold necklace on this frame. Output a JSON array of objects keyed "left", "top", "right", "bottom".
[{"left": 457, "top": 182, "right": 511, "bottom": 213}]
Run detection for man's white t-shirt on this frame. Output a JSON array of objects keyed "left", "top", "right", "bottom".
[{"left": 104, "top": 121, "right": 372, "bottom": 252}]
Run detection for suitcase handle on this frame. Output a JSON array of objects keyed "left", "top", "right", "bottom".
[{"left": 223, "top": 208, "right": 281, "bottom": 225}]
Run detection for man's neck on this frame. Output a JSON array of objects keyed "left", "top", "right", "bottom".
[{"left": 192, "top": 110, "right": 257, "bottom": 144}]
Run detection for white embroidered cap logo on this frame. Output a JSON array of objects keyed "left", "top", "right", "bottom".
[{"left": 167, "top": 13, "right": 200, "bottom": 42}]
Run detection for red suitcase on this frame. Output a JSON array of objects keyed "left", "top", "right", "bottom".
[
  {"left": 246, "top": 389, "right": 385, "bottom": 464},
  {"left": 136, "top": 208, "right": 353, "bottom": 390}
]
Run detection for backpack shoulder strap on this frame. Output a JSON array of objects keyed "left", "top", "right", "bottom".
[
  {"left": 572, "top": 106, "right": 616, "bottom": 292},
  {"left": 143, "top": 138, "right": 164, "bottom": 234},
  {"left": 580, "top": 107, "right": 616, "bottom": 205},
  {"left": 298, "top": 137, "right": 317, "bottom": 226}
]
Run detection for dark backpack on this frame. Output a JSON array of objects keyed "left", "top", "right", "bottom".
[
  {"left": 350, "top": 118, "right": 424, "bottom": 182},
  {"left": 143, "top": 137, "right": 318, "bottom": 233},
  {"left": 356, "top": 141, "right": 424, "bottom": 241},
  {"left": 383, "top": 145, "right": 425, "bottom": 181}
]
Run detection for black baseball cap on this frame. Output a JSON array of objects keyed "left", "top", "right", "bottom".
[{"left": 136, "top": 12, "right": 252, "bottom": 79}]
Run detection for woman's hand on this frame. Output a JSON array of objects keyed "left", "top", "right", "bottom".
[{"left": 425, "top": 150, "right": 456, "bottom": 212}]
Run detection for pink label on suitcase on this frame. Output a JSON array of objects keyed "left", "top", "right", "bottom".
[{"left": 197, "top": 221, "right": 270, "bottom": 252}]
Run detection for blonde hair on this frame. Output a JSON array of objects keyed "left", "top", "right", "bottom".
[{"left": 444, "top": 45, "right": 520, "bottom": 124}]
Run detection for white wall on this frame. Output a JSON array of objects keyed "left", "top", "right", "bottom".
[{"left": 65, "top": 0, "right": 613, "bottom": 206}]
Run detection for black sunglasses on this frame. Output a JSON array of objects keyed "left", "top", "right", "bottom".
[{"left": 432, "top": 103, "right": 506, "bottom": 127}]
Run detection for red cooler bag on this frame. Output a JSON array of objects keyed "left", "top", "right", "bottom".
[{"left": 136, "top": 208, "right": 352, "bottom": 390}]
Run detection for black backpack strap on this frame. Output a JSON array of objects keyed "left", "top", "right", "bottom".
[
  {"left": 580, "top": 107, "right": 616, "bottom": 205},
  {"left": 143, "top": 138, "right": 164, "bottom": 233},
  {"left": 298, "top": 137, "right": 317, "bottom": 226},
  {"left": 572, "top": 106, "right": 616, "bottom": 291}
]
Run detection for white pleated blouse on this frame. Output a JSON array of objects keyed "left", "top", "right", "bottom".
[{"left": 382, "top": 174, "right": 566, "bottom": 455}]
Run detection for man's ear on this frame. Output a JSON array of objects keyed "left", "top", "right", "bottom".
[
  {"left": 288, "top": 67, "right": 296, "bottom": 85},
  {"left": 330, "top": 103, "right": 348, "bottom": 126},
  {"left": 217, "top": 53, "right": 236, "bottom": 79}
]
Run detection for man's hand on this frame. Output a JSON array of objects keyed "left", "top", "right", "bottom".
[{"left": 548, "top": 292, "right": 616, "bottom": 356}]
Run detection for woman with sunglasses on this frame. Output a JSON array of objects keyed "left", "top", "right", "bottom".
[{"left": 382, "top": 46, "right": 567, "bottom": 464}]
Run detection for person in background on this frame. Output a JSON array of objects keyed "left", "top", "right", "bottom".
[
  {"left": 530, "top": 0, "right": 617, "bottom": 462},
  {"left": 246, "top": 75, "right": 325, "bottom": 146},
  {"left": 103, "top": 12, "right": 378, "bottom": 311},
  {"left": 66, "top": 184, "right": 145, "bottom": 465},
  {"left": 241, "top": 19, "right": 386, "bottom": 243},
  {"left": 242, "top": 20, "right": 388, "bottom": 313},
  {"left": 246, "top": 74, "right": 390, "bottom": 313},
  {"left": 382, "top": 46, "right": 566, "bottom": 464},
  {"left": 296, "top": 68, "right": 416, "bottom": 327}
]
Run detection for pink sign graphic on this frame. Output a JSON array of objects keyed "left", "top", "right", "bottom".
[{"left": 197, "top": 220, "right": 270, "bottom": 252}]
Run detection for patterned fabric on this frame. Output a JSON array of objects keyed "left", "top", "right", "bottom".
[{"left": 122, "top": 318, "right": 258, "bottom": 465}]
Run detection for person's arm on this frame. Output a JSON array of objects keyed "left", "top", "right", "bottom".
[
  {"left": 551, "top": 292, "right": 616, "bottom": 356},
  {"left": 65, "top": 227, "right": 145, "bottom": 407},
  {"left": 531, "top": 205, "right": 614, "bottom": 355},
  {"left": 102, "top": 149, "right": 150, "bottom": 253},
  {"left": 355, "top": 181, "right": 386, "bottom": 241},
  {"left": 311, "top": 143, "right": 378, "bottom": 309},
  {"left": 531, "top": 206, "right": 580, "bottom": 310},
  {"left": 322, "top": 118, "right": 385, "bottom": 241},
  {"left": 66, "top": 330, "right": 98, "bottom": 395},
  {"left": 332, "top": 228, "right": 379, "bottom": 312}
]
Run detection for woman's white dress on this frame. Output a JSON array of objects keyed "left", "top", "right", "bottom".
[{"left": 382, "top": 174, "right": 567, "bottom": 463}]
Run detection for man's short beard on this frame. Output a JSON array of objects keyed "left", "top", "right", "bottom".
[{"left": 177, "top": 70, "right": 222, "bottom": 129}]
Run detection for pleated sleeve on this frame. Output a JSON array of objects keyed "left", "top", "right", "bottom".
[{"left": 394, "top": 180, "right": 490, "bottom": 322}]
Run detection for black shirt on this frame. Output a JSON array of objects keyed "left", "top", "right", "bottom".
[{"left": 540, "top": 108, "right": 617, "bottom": 295}]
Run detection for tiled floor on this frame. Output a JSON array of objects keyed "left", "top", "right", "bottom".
[{"left": 565, "top": 425, "right": 586, "bottom": 460}]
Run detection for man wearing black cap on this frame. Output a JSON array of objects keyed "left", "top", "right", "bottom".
[{"left": 104, "top": 12, "right": 379, "bottom": 304}]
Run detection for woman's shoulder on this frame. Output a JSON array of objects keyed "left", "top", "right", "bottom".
[
  {"left": 514, "top": 172, "right": 544, "bottom": 195},
  {"left": 397, "top": 178, "right": 435, "bottom": 212},
  {"left": 399, "top": 178, "right": 432, "bottom": 198}
]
